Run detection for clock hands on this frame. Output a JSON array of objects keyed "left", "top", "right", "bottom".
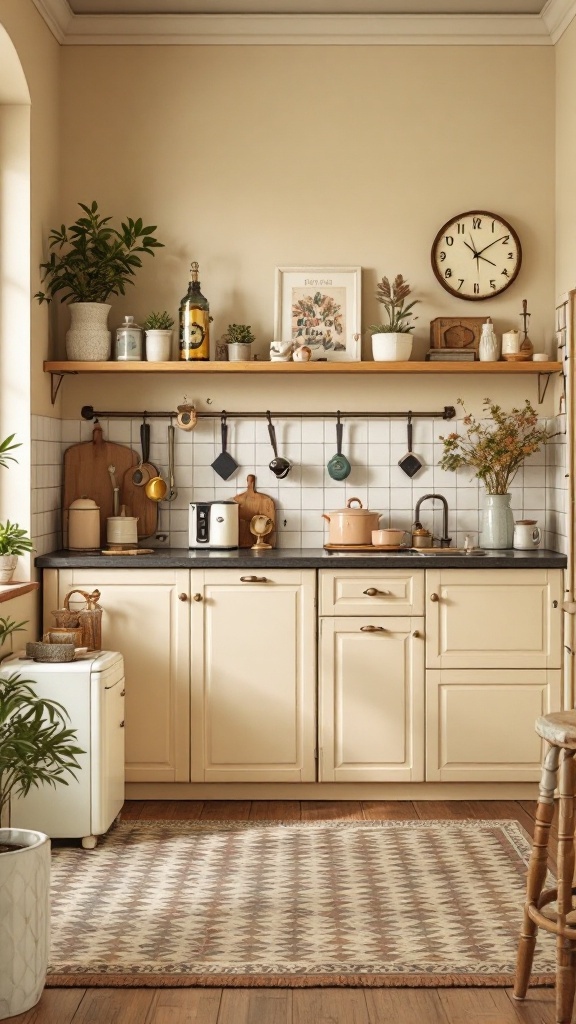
[
  {"left": 475, "top": 234, "right": 509, "bottom": 257},
  {"left": 464, "top": 236, "right": 497, "bottom": 268}
]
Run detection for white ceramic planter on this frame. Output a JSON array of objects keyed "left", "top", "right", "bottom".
[
  {"left": 480, "top": 493, "right": 514, "bottom": 549},
  {"left": 0, "top": 829, "right": 50, "bottom": 1021},
  {"left": 66, "top": 303, "right": 111, "bottom": 361},
  {"left": 145, "top": 329, "right": 173, "bottom": 362},
  {"left": 371, "top": 332, "right": 413, "bottom": 361},
  {"left": 228, "top": 343, "right": 252, "bottom": 362},
  {"left": 0, "top": 555, "right": 17, "bottom": 583}
]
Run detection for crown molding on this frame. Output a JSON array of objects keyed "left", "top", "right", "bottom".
[
  {"left": 541, "top": 0, "right": 576, "bottom": 41},
  {"left": 29, "top": 2, "right": 556, "bottom": 46}
]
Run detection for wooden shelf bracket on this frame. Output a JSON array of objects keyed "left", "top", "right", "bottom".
[{"left": 49, "top": 369, "right": 77, "bottom": 405}]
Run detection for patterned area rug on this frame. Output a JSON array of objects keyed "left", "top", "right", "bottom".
[{"left": 47, "top": 818, "right": 556, "bottom": 988}]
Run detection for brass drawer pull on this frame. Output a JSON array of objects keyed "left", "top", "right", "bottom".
[
  {"left": 363, "top": 588, "right": 390, "bottom": 597},
  {"left": 430, "top": 593, "right": 439, "bottom": 602},
  {"left": 360, "top": 625, "right": 387, "bottom": 633},
  {"left": 120, "top": 720, "right": 125, "bottom": 728},
  {"left": 412, "top": 630, "right": 422, "bottom": 639},
  {"left": 120, "top": 689, "right": 126, "bottom": 697},
  {"left": 240, "top": 575, "right": 269, "bottom": 583},
  {"left": 193, "top": 593, "right": 203, "bottom": 602},
  {"left": 178, "top": 592, "right": 189, "bottom": 602}
]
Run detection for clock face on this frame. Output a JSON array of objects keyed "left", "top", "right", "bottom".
[{"left": 431, "top": 210, "right": 522, "bottom": 300}]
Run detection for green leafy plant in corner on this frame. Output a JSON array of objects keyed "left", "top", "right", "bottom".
[
  {"left": 143, "top": 310, "right": 175, "bottom": 330},
  {"left": 224, "top": 324, "right": 255, "bottom": 345},
  {"left": 369, "top": 274, "right": 419, "bottom": 335},
  {"left": 34, "top": 200, "right": 164, "bottom": 305},
  {"left": 0, "top": 521, "right": 33, "bottom": 557},
  {"left": 0, "top": 434, "right": 21, "bottom": 470}
]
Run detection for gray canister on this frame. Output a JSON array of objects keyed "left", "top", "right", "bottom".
[{"left": 115, "top": 316, "right": 143, "bottom": 361}]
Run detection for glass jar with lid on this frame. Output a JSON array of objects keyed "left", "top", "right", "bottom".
[{"left": 115, "top": 316, "right": 143, "bottom": 361}]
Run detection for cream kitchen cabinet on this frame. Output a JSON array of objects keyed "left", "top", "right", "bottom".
[
  {"left": 425, "top": 569, "right": 562, "bottom": 782},
  {"left": 42, "top": 568, "right": 191, "bottom": 784},
  {"left": 189, "top": 569, "right": 316, "bottom": 782},
  {"left": 318, "top": 569, "right": 425, "bottom": 782}
]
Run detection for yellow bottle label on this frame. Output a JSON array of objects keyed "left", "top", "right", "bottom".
[{"left": 179, "top": 306, "right": 209, "bottom": 361}]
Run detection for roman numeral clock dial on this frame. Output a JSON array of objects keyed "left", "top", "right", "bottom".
[{"left": 431, "top": 210, "right": 522, "bottom": 300}]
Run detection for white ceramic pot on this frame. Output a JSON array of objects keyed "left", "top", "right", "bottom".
[
  {"left": 480, "top": 493, "right": 514, "bottom": 550},
  {"left": 65, "top": 303, "right": 111, "bottom": 361},
  {"left": 0, "top": 829, "right": 50, "bottom": 1020},
  {"left": 0, "top": 555, "right": 17, "bottom": 583},
  {"left": 227, "top": 343, "right": 252, "bottom": 362},
  {"left": 67, "top": 497, "right": 101, "bottom": 551},
  {"left": 145, "top": 329, "right": 173, "bottom": 362},
  {"left": 371, "top": 332, "right": 413, "bottom": 361},
  {"left": 322, "top": 498, "right": 381, "bottom": 545}
]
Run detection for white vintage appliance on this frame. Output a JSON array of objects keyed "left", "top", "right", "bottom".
[
  {"left": 189, "top": 500, "right": 239, "bottom": 549},
  {"left": 2, "top": 651, "right": 125, "bottom": 849}
]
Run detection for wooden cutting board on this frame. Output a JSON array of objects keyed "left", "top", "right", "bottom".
[
  {"left": 233, "top": 474, "right": 276, "bottom": 548},
  {"left": 63, "top": 424, "right": 138, "bottom": 546},
  {"left": 121, "top": 465, "right": 159, "bottom": 539}
]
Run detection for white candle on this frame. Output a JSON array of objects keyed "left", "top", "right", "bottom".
[{"left": 501, "top": 329, "right": 521, "bottom": 354}]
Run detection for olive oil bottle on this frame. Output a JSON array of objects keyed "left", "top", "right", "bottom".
[{"left": 179, "top": 261, "right": 210, "bottom": 361}]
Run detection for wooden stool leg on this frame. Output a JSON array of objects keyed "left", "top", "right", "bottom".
[
  {"left": 514, "top": 742, "right": 560, "bottom": 1001},
  {"left": 555, "top": 749, "right": 576, "bottom": 1024}
]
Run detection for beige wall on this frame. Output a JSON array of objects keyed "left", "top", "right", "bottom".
[
  {"left": 56, "top": 43, "right": 556, "bottom": 418},
  {"left": 556, "top": 16, "right": 576, "bottom": 298}
]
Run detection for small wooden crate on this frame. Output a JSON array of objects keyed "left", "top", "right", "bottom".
[{"left": 429, "top": 317, "right": 487, "bottom": 354}]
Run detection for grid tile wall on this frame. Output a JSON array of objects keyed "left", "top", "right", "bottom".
[{"left": 31, "top": 414, "right": 62, "bottom": 556}]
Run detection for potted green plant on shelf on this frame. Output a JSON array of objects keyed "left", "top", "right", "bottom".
[
  {"left": 143, "top": 310, "right": 175, "bottom": 363},
  {"left": 223, "top": 323, "right": 255, "bottom": 362},
  {"left": 35, "top": 201, "right": 164, "bottom": 362},
  {"left": 0, "top": 521, "right": 34, "bottom": 583},
  {"left": 439, "top": 398, "right": 554, "bottom": 549},
  {"left": 369, "top": 274, "right": 419, "bottom": 361}
]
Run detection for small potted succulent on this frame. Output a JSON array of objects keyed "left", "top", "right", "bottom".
[
  {"left": 369, "top": 274, "right": 419, "bottom": 361},
  {"left": 35, "top": 201, "right": 163, "bottom": 361},
  {"left": 223, "top": 323, "right": 255, "bottom": 362},
  {"left": 143, "top": 310, "right": 175, "bottom": 362},
  {"left": 0, "top": 521, "right": 34, "bottom": 583}
]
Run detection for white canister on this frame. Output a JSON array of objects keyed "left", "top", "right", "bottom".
[
  {"left": 501, "top": 329, "right": 521, "bottom": 356},
  {"left": 67, "top": 497, "right": 101, "bottom": 550},
  {"left": 513, "top": 519, "right": 542, "bottom": 549},
  {"left": 106, "top": 515, "right": 139, "bottom": 546},
  {"left": 115, "top": 316, "right": 143, "bottom": 361}
]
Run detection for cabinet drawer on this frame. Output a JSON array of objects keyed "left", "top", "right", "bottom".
[
  {"left": 426, "top": 568, "right": 562, "bottom": 670},
  {"left": 319, "top": 568, "right": 424, "bottom": 616},
  {"left": 426, "top": 668, "right": 561, "bottom": 782}
]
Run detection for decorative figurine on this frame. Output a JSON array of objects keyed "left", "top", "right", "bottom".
[
  {"left": 293, "top": 345, "right": 312, "bottom": 362},
  {"left": 270, "top": 339, "right": 293, "bottom": 361}
]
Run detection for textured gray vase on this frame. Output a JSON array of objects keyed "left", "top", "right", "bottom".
[
  {"left": 480, "top": 493, "right": 514, "bottom": 549},
  {"left": 65, "top": 303, "right": 111, "bottom": 361}
]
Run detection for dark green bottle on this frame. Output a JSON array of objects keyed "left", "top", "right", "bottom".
[{"left": 179, "top": 261, "right": 210, "bottom": 361}]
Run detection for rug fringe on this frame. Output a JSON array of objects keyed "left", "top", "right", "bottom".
[{"left": 46, "top": 973, "right": 556, "bottom": 989}]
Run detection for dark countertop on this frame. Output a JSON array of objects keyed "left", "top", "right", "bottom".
[{"left": 36, "top": 548, "right": 567, "bottom": 570}]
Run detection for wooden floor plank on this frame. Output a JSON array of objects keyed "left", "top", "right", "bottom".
[
  {"left": 362, "top": 801, "right": 418, "bottom": 820},
  {"left": 365, "top": 989, "right": 449, "bottom": 1023},
  {"left": 218, "top": 989, "right": 292, "bottom": 1024},
  {"left": 414, "top": 801, "right": 490, "bottom": 821},
  {"left": 437, "top": 988, "right": 524, "bottom": 1023},
  {"left": 300, "top": 801, "right": 364, "bottom": 821},
  {"left": 70, "top": 988, "right": 156, "bottom": 1023},
  {"left": 147, "top": 989, "right": 222, "bottom": 1023},
  {"left": 249, "top": 800, "right": 301, "bottom": 820},
  {"left": 293, "top": 989, "right": 369, "bottom": 1024},
  {"left": 136, "top": 800, "right": 194, "bottom": 820},
  {"left": 166, "top": 801, "right": 205, "bottom": 820},
  {"left": 7, "top": 989, "right": 85, "bottom": 1023},
  {"left": 455, "top": 800, "right": 537, "bottom": 839},
  {"left": 121, "top": 800, "right": 145, "bottom": 820},
  {"left": 504, "top": 988, "right": 557, "bottom": 1023},
  {"left": 199, "top": 801, "right": 252, "bottom": 820}
]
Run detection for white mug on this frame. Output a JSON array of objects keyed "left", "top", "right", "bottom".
[{"left": 513, "top": 520, "right": 541, "bottom": 549}]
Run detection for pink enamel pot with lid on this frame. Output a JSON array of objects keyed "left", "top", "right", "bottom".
[{"left": 322, "top": 498, "right": 381, "bottom": 545}]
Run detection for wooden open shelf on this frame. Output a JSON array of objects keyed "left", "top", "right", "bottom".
[{"left": 44, "top": 360, "right": 562, "bottom": 375}]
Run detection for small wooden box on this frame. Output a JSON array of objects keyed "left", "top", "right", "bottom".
[{"left": 430, "top": 317, "right": 487, "bottom": 354}]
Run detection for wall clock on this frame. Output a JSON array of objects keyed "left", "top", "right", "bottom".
[{"left": 431, "top": 210, "right": 522, "bottom": 300}]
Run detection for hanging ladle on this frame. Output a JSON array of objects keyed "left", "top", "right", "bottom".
[
  {"left": 165, "top": 422, "right": 178, "bottom": 502},
  {"left": 266, "top": 411, "right": 291, "bottom": 479},
  {"left": 327, "top": 411, "right": 351, "bottom": 481}
]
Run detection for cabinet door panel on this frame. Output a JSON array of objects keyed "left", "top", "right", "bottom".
[
  {"left": 320, "top": 569, "right": 424, "bottom": 616},
  {"left": 191, "top": 569, "right": 316, "bottom": 781},
  {"left": 426, "top": 569, "right": 562, "bottom": 669},
  {"left": 51, "top": 569, "right": 190, "bottom": 783},
  {"left": 319, "top": 617, "right": 424, "bottom": 781},
  {"left": 426, "top": 668, "right": 561, "bottom": 781}
]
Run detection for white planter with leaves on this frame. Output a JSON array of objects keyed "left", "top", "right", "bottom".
[
  {"left": 145, "top": 329, "right": 173, "bottom": 362},
  {"left": 0, "top": 556, "right": 17, "bottom": 583},
  {"left": 0, "top": 829, "right": 50, "bottom": 1020}
]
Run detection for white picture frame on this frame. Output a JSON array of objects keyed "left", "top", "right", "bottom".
[{"left": 274, "top": 266, "right": 362, "bottom": 361}]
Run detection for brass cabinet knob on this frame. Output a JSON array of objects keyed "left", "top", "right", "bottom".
[
  {"left": 360, "top": 625, "right": 387, "bottom": 633},
  {"left": 430, "top": 593, "right": 439, "bottom": 602},
  {"left": 178, "top": 592, "right": 189, "bottom": 602},
  {"left": 363, "top": 588, "right": 390, "bottom": 597},
  {"left": 240, "top": 575, "right": 268, "bottom": 583},
  {"left": 412, "top": 630, "right": 421, "bottom": 639},
  {"left": 120, "top": 720, "right": 125, "bottom": 728},
  {"left": 120, "top": 689, "right": 126, "bottom": 697},
  {"left": 193, "top": 593, "right": 203, "bottom": 602}
]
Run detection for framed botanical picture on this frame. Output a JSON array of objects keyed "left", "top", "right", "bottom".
[{"left": 274, "top": 266, "right": 362, "bottom": 361}]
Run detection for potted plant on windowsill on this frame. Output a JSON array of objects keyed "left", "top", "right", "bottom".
[
  {"left": 0, "top": 521, "right": 34, "bottom": 583},
  {"left": 439, "top": 398, "right": 554, "bottom": 549},
  {"left": 223, "top": 323, "right": 255, "bottom": 362},
  {"left": 369, "top": 274, "right": 419, "bottom": 361},
  {"left": 143, "top": 310, "right": 175, "bottom": 362},
  {"left": 34, "top": 201, "right": 164, "bottom": 362}
]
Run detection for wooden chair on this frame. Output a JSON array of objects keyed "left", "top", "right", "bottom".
[{"left": 514, "top": 711, "right": 576, "bottom": 1024}]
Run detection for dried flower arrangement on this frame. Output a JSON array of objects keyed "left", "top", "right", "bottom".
[
  {"left": 369, "top": 274, "right": 419, "bottom": 335},
  {"left": 439, "top": 398, "right": 555, "bottom": 495}
]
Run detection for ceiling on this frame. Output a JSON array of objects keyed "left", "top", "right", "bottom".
[{"left": 67, "top": 0, "right": 547, "bottom": 12}]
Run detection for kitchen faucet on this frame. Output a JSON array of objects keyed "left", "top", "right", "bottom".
[{"left": 413, "top": 493, "right": 452, "bottom": 548}]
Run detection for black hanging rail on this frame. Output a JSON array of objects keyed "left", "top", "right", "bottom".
[{"left": 81, "top": 405, "right": 456, "bottom": 421}]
